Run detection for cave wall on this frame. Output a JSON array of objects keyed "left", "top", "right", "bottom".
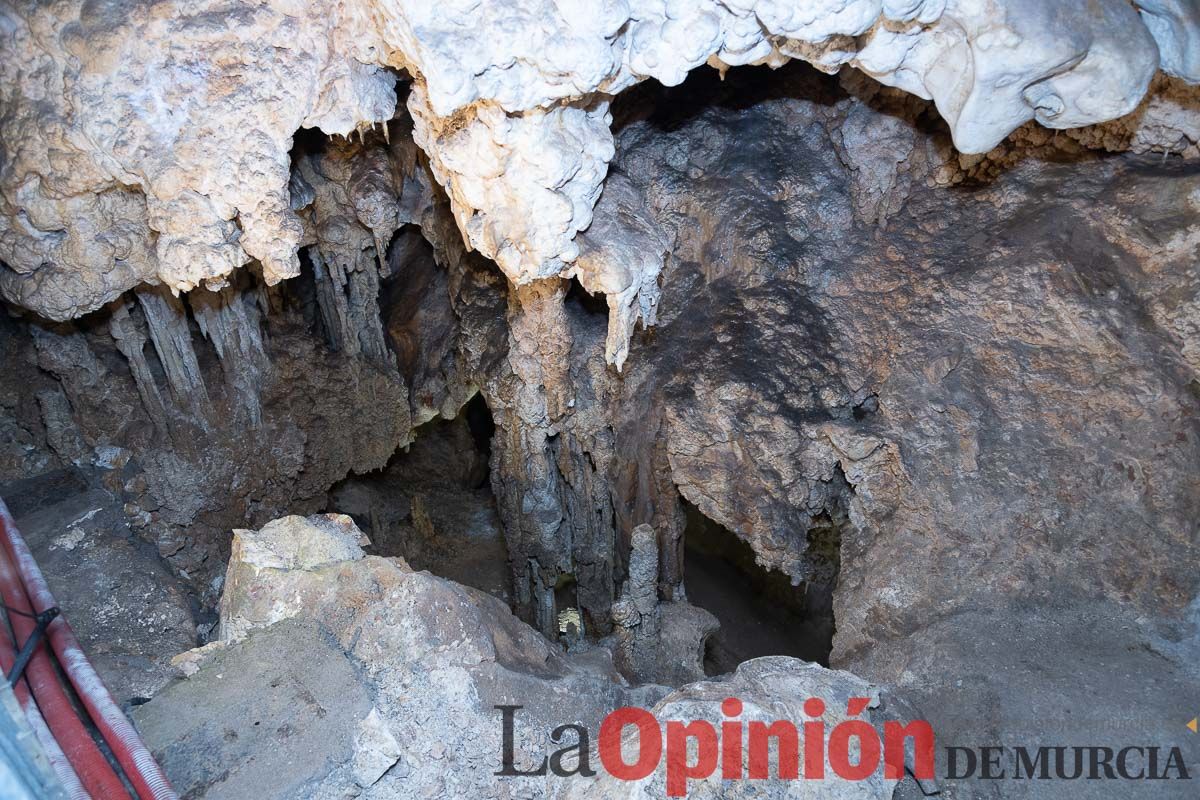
[
  {"left": 1, "top": 8, "right": 1199, "bottom": 702},
  {"left": 595, "top": 66, "right": 1200, "bottom": 667},
  {"left": 3, "top": 61, "right": 1198, "bottom": 670},
  {"left": 451, "top": 64, "right": 1200, "bottom": 681},
  {"left": 0, "top": 132, "right": 509, "bottom": 597}
]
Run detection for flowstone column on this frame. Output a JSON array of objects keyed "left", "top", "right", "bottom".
[
  {"left": 486, "top": 278, "right": 620, "bottom": 639},
  {"left": 488, "top": 279, "right": 573, "bottom": 637}
]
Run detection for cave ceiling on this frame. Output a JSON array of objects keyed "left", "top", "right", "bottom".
[{"left": 2, "top": 0, "right": 1199, "bottom": 369}]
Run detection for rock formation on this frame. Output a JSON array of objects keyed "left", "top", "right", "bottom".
[
  {"left": 136, "top": 513, "right": 917, "bottom": 799},
  {"left": 4, "top": 0, "right": 1199, "bottom": 362},
  {"left": 139, "top": 513, "right": 663, "bottom": 799},
  {"left": 2, "top": 3, "right": 1200, "bottom": 798}
]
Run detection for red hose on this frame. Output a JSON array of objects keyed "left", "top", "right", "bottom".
[
  {"left": 0, "top": 533, "right": 130, "bottom": 798},
  {"left": 0, "top": 497, "right": 178, "bottom": 800},
  {"left": 0, "top": 620, "right": 89, "bottom": 799},
  {"left": 26, "top": 698, "right": 91, "bottom": 800}
]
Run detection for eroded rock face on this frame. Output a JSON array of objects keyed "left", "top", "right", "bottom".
[
  {"left": 567, "top": 657, "right": 902, "bottom": 800},
  {"left": 0, "top": 173, "right": 508, "bottom": 597},
  {"left": 573, "top": 66, "right": 1200, "bottom": 795},
  {"left": 137, "top": 618, "right": 375, "bottom": 800},
  {"left": 560, "top": 63, "right": 1200, "bottom": 641},
  {"left": 219, "top": 513, "right": 370, "bottom": 641},
  {"left": 2, "top": 18, "right": 1200, "bottom": 798}
]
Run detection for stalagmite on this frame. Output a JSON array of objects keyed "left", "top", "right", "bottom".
[
  {"left": 490, "top": 278, "right": 575, "bottom": 636},
  {"left": 611, "top": 523, "right": 662, "bottom": 679}
]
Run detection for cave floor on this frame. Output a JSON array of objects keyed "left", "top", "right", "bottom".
[{"left": 0, "top": 467, "right": 199, "bottom": 706}]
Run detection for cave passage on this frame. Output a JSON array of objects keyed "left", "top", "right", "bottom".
[
  {"left": 325, "top": 395, "right": 511, "bottom": 604},
  {"left": 463, "top": 391, "right": 496, "bottom": 468},
  {"left": 683, "top": 500, "right": 839, "bottom": 675}
]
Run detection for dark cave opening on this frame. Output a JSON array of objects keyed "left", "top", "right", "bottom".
[
  {"left": 325, "top": 396, "right": 510, "bottom": 604},
  {"left": 610, "top": 59, "right": 845, "bottom": 137},
  {"left": 553, "top": 573, "right": 582, "bottom": 638},
  {"left": 565, "top": 276, "right": 609, "bottom": 318},
  {"left": 683, "top": 500, "right": 841, "bottom": 675},
  {"left": 464, "top": 391, "right": 495, "bottom": 466}
]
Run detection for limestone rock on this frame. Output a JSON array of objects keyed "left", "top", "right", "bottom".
[
  {"left": 568, "top": 657, "right": 902, "bottom": 800},
  {"left": 133, "top": 618, "right": 375, "bottom": 800},
  {"left": 606, "top": 523, "right": 715, "bottom": 685},
  {"left": 351, "top": 708, "right": 402, "bottom": 788},
  {"left": 4, "top": 0, "right": 1197, "bottom": 367},
  {"left": 229, "top": 513, "right": 368, "bottom": 572},
  {"left": 1136, "top": 0, "right": 1200, "bottom": 81},
  {"left": 219, "top": 513, "right": 371, "bottom": 641},
  {"left": 150, "top": 512, "right": 671, "bottom": 798},
  {"left": 142, "top": 511, "right": 915, "bottom": 799},
  {"left": 2, "top": 13, "right": 1200, "bottom": 799},
  {"left": 168, "top": 642, "right": 227, "bottom": 679}
]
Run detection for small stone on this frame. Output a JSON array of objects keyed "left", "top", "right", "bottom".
[
  {"left": 230, "top": 514, "right": 369, "bottom": 573},
  {"left": 351, "top": 709, "right": 401, "bottom": 787},
  {"left": 169, "top": 642, "right": 228, "bottom": 678}
]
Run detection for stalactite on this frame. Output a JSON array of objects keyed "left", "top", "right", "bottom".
[
  {"left": 574, "top": 172, "right": 668, "bottom": 369},
  {"left": 310, "top": 248, "right": 393, "bottom": 370},
  {"left": 28, "top": 324, "right": 102, "bottom": 463},
  {"left": 108, "top": 299, "right": 169, "bottom": 436},
  {"left": 254, "top": 270, "right": 286, "bottom": 319},
  {"left": 135, "top": 284, "right": 210, "bottom": 424},
  {"left": 345, "top": 262, "right": 392, "bottom": 368},
  {"left": 189, "top": 284, "right": 270, "bottom": 429},
  {"left": 294, "top": 132, "right": 403, "bottom": 373},
  {"left": 310, "top": 249, "right": 352, "bottom": 355},
  {"left": 346, "top": 143, "right": 400, "bottom": 280}
]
